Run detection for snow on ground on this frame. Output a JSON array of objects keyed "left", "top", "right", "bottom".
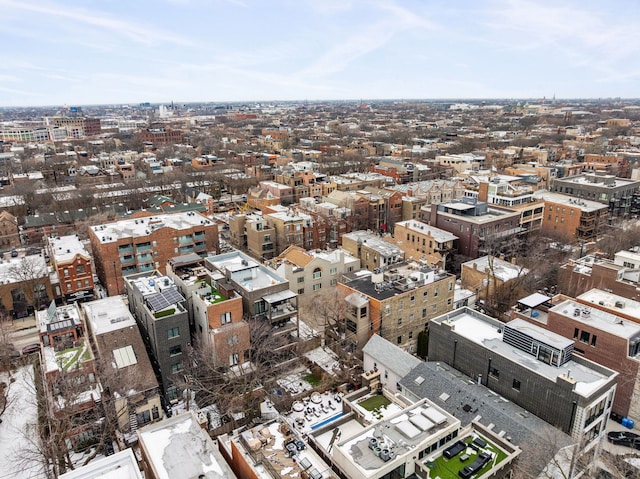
[
  {"left": 0, "top": 365, "right": 46, "bottom": 479},
  {"left": 304, "top": 346, "right": 340, "bottom": 375}
]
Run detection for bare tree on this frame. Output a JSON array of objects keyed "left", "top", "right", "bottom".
[
  {"left": 178, "top": 317, "right": 296, "bottom": 428},
  {"left": 8, "top": 257, "right": 50, "bottom": 313}
]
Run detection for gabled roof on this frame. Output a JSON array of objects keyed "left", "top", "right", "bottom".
[
  {"left": 279, "top": 245, "right": 313, "bottom": 267},
  {"left": 362, "top": 334, "right": 420, "bottom": 378}
]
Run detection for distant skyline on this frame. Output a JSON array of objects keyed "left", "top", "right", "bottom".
[{"left": 1, "top": 0, "right": 639, "bottom": 107}]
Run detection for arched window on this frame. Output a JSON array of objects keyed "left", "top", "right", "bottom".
[{"left": 312, "top": 267, "right": 322, "bottom": 279}]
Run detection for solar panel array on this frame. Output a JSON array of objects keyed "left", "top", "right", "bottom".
[{"left": 146, "top": 288, "right": 185, "bottom": 312}]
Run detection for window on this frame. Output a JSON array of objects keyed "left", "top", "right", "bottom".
[
  {"left": 397, "top": 335, "right": 402, "bottom": 344},
  {"left": 422, "top": 308, "right": 427, "bottom": 318},
  {"left": 76, "top": 280, "right": 82, "bottom": 289},
  {"left": 227, "top": 335, "right": 238, "bottom": 346},
  {"left": 229, "top": 353, "right": 239, "bottom": 366},
  {"left": 330, "top": 267, "right": 337, "bottom": 275},
  {"left": 423, "top": 291, "right": 428, "bottom": 301},
  {"left": 169, "top": 345, "right": 182, "bottom": 356},
  {"left": 66, "top": 282, "right": 71, "bottom": 291},
  {"left": 573, "top": 328, "right": 579, "bottom": 340},
  {"left": 298, "top": 288, "right": 304, "bottom": 294},
  {"left": 313, "top": 283, "right": 322, "bottom": 291},
  {"left": 64, "top": 269, "right": 69, "bottom": 277},
  {"left": 410, "top": 294, "right": 415, "bottom": 305},
  {"left": 580, "top": 331, "right": 590, "bottom": 343},
  {"left": 591, "top": 335, "right": 597, "bottom": 346},
  {"left": 489, "top": 367, "right": 499, "bottom": 379},
  {"left": 398, "top": 318, "right": 402, "bottom": 326},
  {"left": 312, "top": 267, "right": 322, "bottom": 279},
  {"left": 84, "top": 279, "right": 90, "bottom": 287},
  {"left": 434, "top": 288, "right": 438, "bottom": 297},
  {"left": 448, "top": 282, "right": 453, "bottom": 291},
  {"left": 221, "top": 312, "right": 231, "bottom": 324},
  {"left": 513, "top": 379, "right": 521, "bottom": 391},
  {"left": 297, "top": 277, "right": 304, "bottom": 283},
  {"left": 170, "top": 363, "right": 183, "bottom": 373},
  {"left": 168, "top": 327, "right": 180, "bottom": 339},
  {"left": 330, "top": 279, "right": 337, "bottom": 286},
  {"left": 408, "top": 330, "right": 413, "bottom": 339},
  {"left": 76, "top": 264, "right": 86, "bottom": 274}
]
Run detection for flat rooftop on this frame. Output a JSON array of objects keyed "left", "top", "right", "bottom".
[
  {"left": 533, "top": 191, "right": 607, "bottom": 212},
  {"left": 342, "top": 231, "right": 404, "bottom": 257},
  {"left": 138, "top": 412, "right": 236, "bottom": 479},
  {"left": 462, "top": 256, "right": 528, "bottom": 282},
  {"left": 83, "top": 296, "right": 136, "bottom": 335},
  {"left": 207, "top": 251, "right": 288, "bottom": 291},
  {"left": 333, "top": 399, "right": 458, "bottom": 476},
  {"left": 396, "top": 220, "right": 458, "bottom": 243},
  {"left": 578, "top": 289, "right": 640, "bottom": 321},
  {"left": 551, "top": 299, "right": 640, "bottom": 340},
  {"left": 433, "top": 308, "right": 615, "bottom": 397},
  {"left": 91, "top": 211, "right": 214, "bottom": 244},
  {"left": 49, "top": 234, "right": 90, "bottom": 263},
  {"left": 58, "top": 448, "right": 142, "bottom": 479}
]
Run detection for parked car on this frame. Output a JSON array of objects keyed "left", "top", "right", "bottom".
[
  {"left": 21, "top": 343, "right": 41, "bottom": 355},
  {"left": 607, "top": 431, "right": 640, "bottom": 449}
]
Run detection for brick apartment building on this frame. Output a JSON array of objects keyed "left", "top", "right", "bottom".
[
  {"left": 534, "top": 191, "right": 609, "bottom": 241},
  {"left": 511, "top": 289, "right": 640, "bottom": 423},
  {"left": 389, "top": 220, "right": 457, "bottom": 267},
  {"left": 424, "top": 198, "right": 522, "bottom": 258},
  {"left": 341, "top": 231, "right": 405, "bottom": 271},
  {"left": 135, "top": 127, "right": 184, "bottom": 146},
  {"left": 89, "top": 211, "right": 219, "bottom": 296},
  {"left": 335, "top": 260, "right": 455, "bottom": 355},
  {"left": 47, "top": 234, "right": 95, "bottom": 303}
]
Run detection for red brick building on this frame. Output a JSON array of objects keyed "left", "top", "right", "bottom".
[
  {"left": 135, "top": 128, "right": 184, "bottom": 146},
  {"left": 89, "top": 212, "right": 219, "bottom": 296},
  {"left": 47, "top": 234, "right": 95, "bottom": 303}
]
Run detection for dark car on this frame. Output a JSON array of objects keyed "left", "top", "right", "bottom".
[
  {"left": 607, "top": 431, "right": 640, "bottom": 449},
  {"left": 21, "top": 343, "right": 41, "bottom": 355}
]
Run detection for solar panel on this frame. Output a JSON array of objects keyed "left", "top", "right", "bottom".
[{"left": 147, "top": 288, "right": 185, "bottom": 312}]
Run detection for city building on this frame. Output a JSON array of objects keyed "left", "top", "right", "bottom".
[
  {"left": 46, "top": 115, "right": 102, "bottom": 138},
  {"left": 228, "top": 212, "right": 277, "bottom": 260},
  {"left": 460, "top": 256, "right": 529, "bottom": 303},
  {"left": 205, "top": 250, "right": 297, "bottom": 328},
  {"left": 89, "top": 211, "right": 218, "bottom": 296},
  {"left": 0, "top": 251, "right": 53, "bottom": 317},
  {"left": 428, "top": 307, "right": 617, "bottom": 447},
  {"left": 39, "top": 302, "right": 101, "bottom": 449},
  {"left": 423, "top": 198, "right": 523, "bottom": 258},
  {"left": 361, "top": 334, "right": 421, "bottom": 392},
  {"left": 557, "top": 250, "right": 640, "bottom": 299},
  {"left": 137, "top": 411, "right": 237, "bottom": 479},
  {"left": 512, "top": 289, "right": 640, "bottom": 422},
  {"left": 341, "top": 231, "right": 405, "bottom": 272},
  {"left": 534, "top": 191, "right": 609, "bottom": 241},
  {"left": 83, "top": 296, "right": 162, "bottom": 432},
  {"left": 124, "top": 272, "right": 190, "bottom": 402},
  {"left": 551, "top": 172, "right": 640, "bottom": 217},
  {"left": 58, "top": 448, "right": 142, "bottom": 479},
  {"left": 388, "top": 220, "right": 457, "bottom": 268},
  {"left": 46, "top": 234, "right": 95, "bottom": 303},
  {"left": 273, "top": 246, "right": 360, "bottom": 298},
  {"left": 134, "top": 127, "right": 184, "bottom": 146},
  {"left": 335, "top": 260, "right": 455, "bottom": 354}
]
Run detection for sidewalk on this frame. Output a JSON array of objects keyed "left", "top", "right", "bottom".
[{"left": 11, "top": 315, "right": 37, "bottom": 332}]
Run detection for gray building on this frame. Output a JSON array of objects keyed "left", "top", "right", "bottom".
[
  {"left": 427, "top": 307, "right": 617, "bottom": 447},
  {"left": 124, "top": 271, "right": 190, "bottom": 402},
  {"left": 551, "top": 172, "right": 640, "bottom": 217}
]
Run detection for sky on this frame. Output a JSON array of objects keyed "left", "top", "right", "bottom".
[{"left": 1, "top": 0, "right": 639, "bottom": 107}]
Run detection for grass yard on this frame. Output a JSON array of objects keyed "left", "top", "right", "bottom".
[
  {"left": 426, "top": 435, "right": 508, "bottom": 479},
  {"left": 358, "top": 394, "right": 391, "bottom": 412},
  {"left": 304, "top": 373, "right": 321, "bottom": 387},
  {"left": 56, "top": 346, "right": 91, "bottom": 371}
]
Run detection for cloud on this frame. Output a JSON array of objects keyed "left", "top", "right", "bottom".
[{"left": 0, "top": 0, "right": 194, "bottom": 46}]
